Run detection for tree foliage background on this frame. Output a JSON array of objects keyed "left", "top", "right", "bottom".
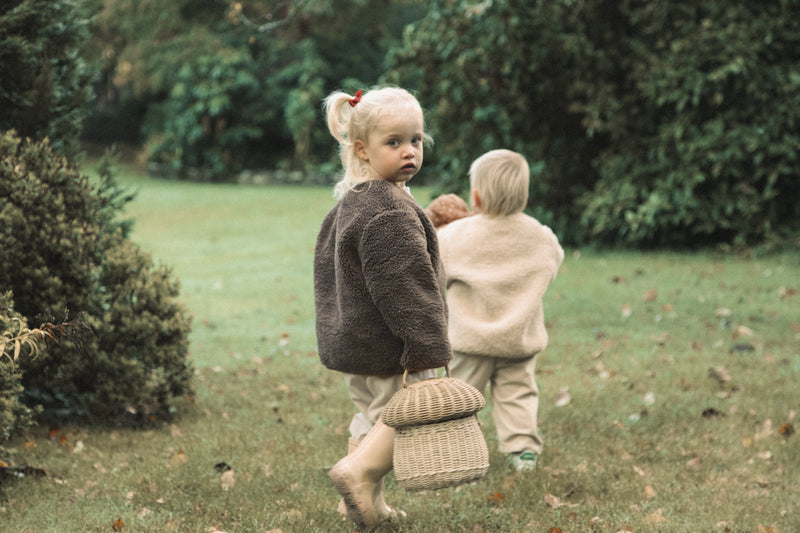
[
  {"left": 2, "top": 0, "right": 799, "bottom": 249},
  {"left": 389, "top": 0, "right": 800, "bottom": 247}
]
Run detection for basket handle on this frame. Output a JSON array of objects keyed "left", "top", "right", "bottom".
[{"left": 402, "top": 363, "right": 450, "bottom": 388}]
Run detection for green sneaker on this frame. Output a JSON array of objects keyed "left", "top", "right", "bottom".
[{"left": 509, "top": 451, "right": 538, "bottom": 471}]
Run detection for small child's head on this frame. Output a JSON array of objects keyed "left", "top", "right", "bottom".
[
  {"left": 324, "top": 86, "right": 431, "bottom": 199},
  {"left": 469, "top": 149, "right": 529, "bottom": 216},
  {"left": 425, "top": 193, "right": 472, "bottom": 230}
]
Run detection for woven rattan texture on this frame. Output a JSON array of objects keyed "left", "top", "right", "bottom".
[
  {"left": 393, "top": 416, "right": 489, "bottom": 491},
  {"left": 381, "top": 377, "right": 486, "bottom": 428}
]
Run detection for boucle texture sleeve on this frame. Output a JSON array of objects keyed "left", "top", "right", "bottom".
[
  {"left": 437, "top": 213, "right": 564, "bottom": 358},
  {"left": 314, "top": 181, "right": 452, "bottom": 376}
]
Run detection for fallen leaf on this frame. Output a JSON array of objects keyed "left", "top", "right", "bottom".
[
  {"left": 708, "top": 366, "right": 731, "bottom": 383},
  {"left": 621, "top": 303, "right": 632, "bottom": 318},
  {"left": 169, "top": 450, "right": 188, "bottom": 468},
  {"left": 685, "top": 457, "right": 701, "bottom": 471},
  {"left": 555, "top": 387, "right": 571, "bottom": 407},
  {"left": 715, "top": 307, "right": 732, "bottom": 317},
  {"left": 754, "top": 419, "right": 773, "bottom": 440},
  {"left": 730, "top": 341, "right": 756, "bottom": 354},
  {"left": 644, "top": 485, "right": 657, "bottom": 500},
  {"left": 778, "top": 286, "right": 797, "bottom": 299},
  {"left": 214, "top": 462, "right": 232, "bottom": 473},
  {"left": 643, "top": 289, "right": 658, "bottom": 302},
  {"left": 733, "top": 325, "right": 754, "bottom": 339},
  {"left": 488, "top": 492, "right": 505, "bottom": 504},
  {"left": 112, "top": 518, "right": 124, "bottom": 531},
  {"left": 220, "top": 469, "right": 235, "bottom": 491},
  {"left": 643, "top": 392, "right": 655, "bottom": 406},
  {"left": 544, "top": 493, "right": 579, "bottom": 509},
  {"left": 646, "top": 510, "right": 669, "bottom": 525},
  {"left": 779, "top": 423, "right": 795, "bottom": 437}
]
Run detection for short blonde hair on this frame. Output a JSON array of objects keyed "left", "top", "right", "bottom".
[
  {"left": 323, "top": 86, "right": 431, "bottom": 199},
  {"left": 470, "top": 149, "right": 530, "bottom": 216}
]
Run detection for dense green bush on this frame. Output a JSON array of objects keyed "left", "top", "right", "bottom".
[
  {"left": 144, "top": 46, "right": 263, "bottom": 179},
  {"left": 0, "top": 0, "right": 95, "bottom": 157},
  {"left": 0, "top": 292, "right": 40, "bottom": 442},
  {"left": 391, "top": 0, "right": 800, "bottom": 247},
  {"left": 0, "top": 130, "right": 193, "bottom": 423},
  {"left": 87, "top": 0, "right": 426, "bottom": 177}
]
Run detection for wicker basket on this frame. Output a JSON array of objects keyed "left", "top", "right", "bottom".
[{"left": 381, "top": 367, "right": 489, "bottom": 491}]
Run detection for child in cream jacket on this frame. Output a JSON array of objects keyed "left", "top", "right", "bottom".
[{"left": 436, "top": 149, "right": 564, "bottom": 471}]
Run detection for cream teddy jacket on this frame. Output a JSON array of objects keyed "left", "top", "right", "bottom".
[{"left": 437, "top": 212, "right": 564, "bottom": 359}]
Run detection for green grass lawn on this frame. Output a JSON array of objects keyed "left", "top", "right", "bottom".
[{"left": 1, "top": 163, "right": 799, "bottom": 532}]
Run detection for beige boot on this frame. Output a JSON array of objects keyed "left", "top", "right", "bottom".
[
  {"left": 329, "top": 420, "right": 399, "bottom": 529},
  {"left": 336, "top": 437, "right": 361, "bottom": 516},
  {"left": 337, "top": 437, "right": 404, "bottom": 521}
]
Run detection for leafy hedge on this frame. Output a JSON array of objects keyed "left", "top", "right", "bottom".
[
  {"left": 0, "top": 131, "right": 193, "bottom": 423},
  {"left": 390, "top": 0, "right": 800, "bottom": 247},
  {"left": 0, "top": 0, "right": 95, "bottom": 158},
  {"left": 0, "top": 292, "right": 40, "bottom": 441}
]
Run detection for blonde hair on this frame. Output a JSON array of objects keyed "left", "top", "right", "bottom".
[
  {"left": 323, "top": 86, "right": 431, "bottom": 199},
  {"left": 470, "top": 149, "right": 530, "bottom": 216}
]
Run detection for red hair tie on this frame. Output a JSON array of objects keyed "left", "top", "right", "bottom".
[{"left": 348, "top": 90, "right": 363, "bottom": 107}]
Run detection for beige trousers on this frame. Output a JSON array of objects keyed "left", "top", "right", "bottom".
[
  {"left": 450, "top": 352, "right": 542, "bottom": 454},
  {"left": 343, "top": 370, "right": 437, "bottom": 440}
]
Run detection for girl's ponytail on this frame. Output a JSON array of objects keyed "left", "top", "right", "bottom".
[{"left": 323, "top": 91, "right": 355, "bottom": 146}]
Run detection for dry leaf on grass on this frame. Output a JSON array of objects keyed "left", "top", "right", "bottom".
[
  {"left": 168, "top": 449, "right": 188, "bottom": 468},
  {"left": 544, "top": 493, "right": 579, "bottom": 509},
  {"left": 708, "top": 366, "right": 732, "bottom": 383},
  {"left": 220, "top": 469, "right": 235, "bottom": 491},
  {"left": 646, "top": 509, "right": 669, "bottom": 525},
  {"left": 555, "top": 387, "right": 571, "bottom": 407}
]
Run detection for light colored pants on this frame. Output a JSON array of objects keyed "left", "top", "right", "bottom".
[
  {"left": 343, "top": 370, "right": 437, "bottom": 440},
  {"left": 450, "top": 352, "right": 542, "bottom": 454}
]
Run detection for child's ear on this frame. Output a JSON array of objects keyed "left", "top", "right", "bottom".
[
  {"left": 471, "top": 189, "right": 482, "bottom": 211},
  {"left": 354, "top": 140, "right": 369, "bottom": 161}
]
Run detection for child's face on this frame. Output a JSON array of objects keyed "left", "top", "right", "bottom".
[{"left": 355, "top": 110, "right": 424, "bottom": 186}]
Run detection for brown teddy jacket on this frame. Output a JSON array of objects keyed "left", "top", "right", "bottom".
[{"left": 314, "top": 180, "right": 452, "bottom": 376}]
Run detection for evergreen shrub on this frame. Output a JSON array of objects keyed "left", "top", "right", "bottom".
[
  {"left": 0, "top": 0, "right": 95, "bottom": 158},
  {"left": 0, "top": 130, "right": 193, "bottom": 423},
  {"left": 0, "top": 292, "right": 40, "bottom": 441}
]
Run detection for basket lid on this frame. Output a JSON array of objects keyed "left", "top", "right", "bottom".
[{"left": 381, "top": 375, "right": 485, "bottom": 428}]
